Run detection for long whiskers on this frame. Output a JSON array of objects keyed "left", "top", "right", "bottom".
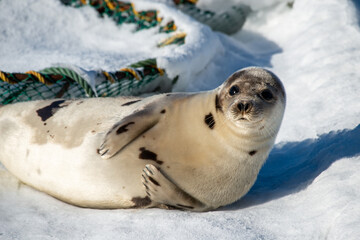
[{"left": 259, "top": 121, "right": 278, "bottom": 138}]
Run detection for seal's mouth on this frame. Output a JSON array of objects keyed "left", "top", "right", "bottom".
[
  {"left": 236, "top": 116, "right": 264, "bottom": 125},
  {"left": 232, "top": 110, "right": 252, "bottom": 121}
]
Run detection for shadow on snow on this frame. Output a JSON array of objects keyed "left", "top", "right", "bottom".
[
  {"left": 192, "top": 31, "right": 282, "bottom": 91},
  {"left": 225, "top": 124, "right": 360, "bottom": 210},
  {"left": 352, "top": 0, "right": 360, "bottom": 26}
]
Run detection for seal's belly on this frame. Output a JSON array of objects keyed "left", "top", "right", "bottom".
[
  {"left": 1, "top": 132, "right": 153, "bottom": 208},
  {"left": 0, "top": 98, "right": 152, "bottom": 208}
]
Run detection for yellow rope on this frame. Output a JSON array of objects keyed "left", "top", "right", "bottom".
[
  {"left": 188, "top": 0, "right": 198, "bottom": 4},
  {"left": 152, "top": 10, "right": 161, "bottom": 23},
  {"left": 158, "top": 32, "right": 186, "bottom": 47},
  {"left": 0, "top": 70, "right": 13, "bottom": 84},
  {"left": 162, "top": 22, "right": 177, "bottom": 32},
  {"left": 119, "top": 68, "right": 141, "bottom": 80},
  {"left": 104, "top": 0, "right": 116, "bottom": 11},
  {"left": 156, "top": 11, "right": 163, "bottom": 23},
  {"left": 157, "top": 68, "right": 165, "bottom": 76},
  {"left": 80, "top": 0, "right": 87, "bottom": 5},
  {"left": 149, "top": 65, "right": 164, "bottom": 76},
  {"left": 102, "top": 71, "right": 115, "bottom": 83},
  {"left": 131, "top": 3, "right": 139, "bottom": 16},
  {"left": 26, "top": 70, "right": 50, "bottom": 85}
]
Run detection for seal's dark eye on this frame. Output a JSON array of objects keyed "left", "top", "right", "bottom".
[
  {"left": 229, "top": 86, "right": 240, "bottom": 96},
  {"left": 260, "top": 89, "right": 274, "bottom": 101}
]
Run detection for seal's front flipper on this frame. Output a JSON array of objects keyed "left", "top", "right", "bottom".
[
  {"left": 99, "top": 109, "right": 159, "bottom": 159},
  {"left": 142, "top": 164, "right": 210, "bottom": 212}
]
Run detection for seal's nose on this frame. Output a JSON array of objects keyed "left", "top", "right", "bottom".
[{"left": 237, "top": 102, "right": 252, "bottom": 113}]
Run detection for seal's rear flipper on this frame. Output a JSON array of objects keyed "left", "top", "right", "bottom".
[
  {"left": 142, "top": 164, "right": 211, "bottom": 212},
  {"left": 99, "top": 109, "right": 160, "bottom": 159}
]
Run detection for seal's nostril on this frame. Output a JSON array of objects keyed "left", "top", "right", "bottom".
[
  {"left": 238, "top": 102, "right": 252, "bottom": 113},
  {"left": 244, "top": 103, "right": 252, "bottom": 113},
  {"left": 237, "top": 103, "right": 244, "bottom": 112}
]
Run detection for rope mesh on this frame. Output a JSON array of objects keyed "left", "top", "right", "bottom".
[{"left": 0, "top": 59, "right": 170, "bottom": 104}]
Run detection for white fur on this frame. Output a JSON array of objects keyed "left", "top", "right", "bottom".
[{"left": 0, "top": 68, "right": 285, "bottom": 210}]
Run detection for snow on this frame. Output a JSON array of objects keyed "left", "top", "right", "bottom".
[
  {"left": 0, "top": 0, "right": 221, "bottom": 87},
  {"left": 1, "top": 0, "right": 360, "bottom": 239}
]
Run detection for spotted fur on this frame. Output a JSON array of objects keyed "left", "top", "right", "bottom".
[
  {"left": 116, "top": 122, "right": 135, "bottom": 134},
  {"left": 215, "top": 95, "right": 222, "bottom": 112},
  {"left": 0, "top": 67, "right": 286, "bottom": 211},
  {"left": 139, "top": 147, "right": 163, "bottom": 165},
  {"left": 249, "top": 150, "right": 257, "bottom": 156},
  {"left": 36, "top": 100, "right": 68, "bottom": 122},
  {"left": 204, "top": 113, "right": 215, "bottom": 129}
]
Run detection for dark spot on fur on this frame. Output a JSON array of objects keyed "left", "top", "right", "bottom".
[
  {"left": 176, "top": 204, "right": 194, "bottom": 209},
  {"left": 36, "top": 100, "right": 67, "bottom": 122},
  {"left": 47, "top": 130, "right": 50, "bottom": 133},
  {"left": 249, "top": 150, "right": 257, "bottom": 156},
  {"left": 204, "top": 113, "right": 215, "bottom": 129},
  {"left": 259, "top": 126, "right": 264, "bottom": 130},
  {"left": 166, "top": 94, "right": 171, "bottom": 97},
  {"left": 139, "top": 147, "right": 163, "bottom": 165},
  {"left": 161, "top": 109, "right": 166, "bottom": 114},
  {"left": 65, "top": 126, "right": 67, "bottom": 129},
  {"left": 121, "top": 100, "right": 141, "bottom": 106},
  {"left": 131, "top": 196, "right": 152, "bottom": 208},
  {"left": 91, "top": 130, "right": 96, "bottom": 133},
  {"left": 116, "top": 122, "right": 135, "bottom": 134},
  {"left": 149, "top": 176, "right": 160, "bottom": 186},
  {"left": 76, "top": 101, "right": 84, "bottom": 105},
  {"left": 97, "top": 149, "right": 100, "bottom": 154},
  {"left": 167, "top": 166, "right": 170, "bottom": 169},
  {"left": 44, "top": 123, "right": 47, "bottom": 126},
  {"left": 215, "top": 95, "right": 222, "bottom": 112}
]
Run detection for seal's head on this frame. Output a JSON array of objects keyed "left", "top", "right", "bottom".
[{"left": 217, "top": 67, "right": 286, "bottom": 137}]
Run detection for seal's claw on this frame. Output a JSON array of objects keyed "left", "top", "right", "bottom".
[
  {"left": 145, "top": 164, "right": 155, "bottom": 175},
  {"left": 98, "top": 144, "right": 111, "bottom": 159},
  {"left": 140, "top": 164, "right": 209, "bottom": 211},
  {"left": 98, "top": 136, "right": 119, "bottom": 159},
  {"left": 141, "top": 164, "right": 163, "bottom": 199}
]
